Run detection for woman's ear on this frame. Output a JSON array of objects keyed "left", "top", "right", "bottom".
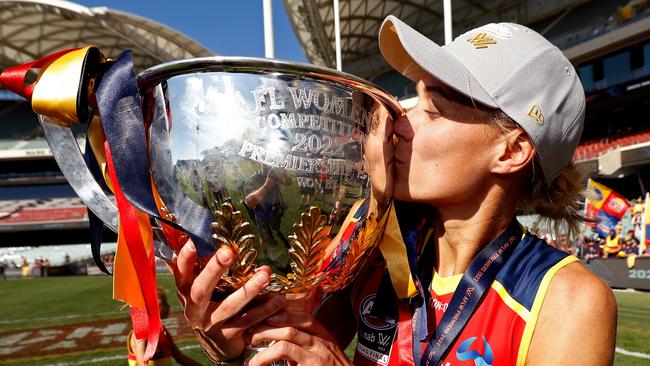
[{"left": 491, "top": 129, "right": 535, "bottom": 176}]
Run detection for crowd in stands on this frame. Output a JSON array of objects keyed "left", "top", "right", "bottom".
[{"left": 526, "top": 195, "right": 650, "bottom": 261}]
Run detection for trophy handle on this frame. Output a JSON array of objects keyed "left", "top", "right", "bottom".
[{"left": 38, "top": 114, "right": 119, "bottom": 232}]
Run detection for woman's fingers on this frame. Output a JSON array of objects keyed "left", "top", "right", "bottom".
[
  {"left": 246, "top": 341, "right": 313, "bottom": 366},
  {"left": 227, "top": 294, "right": 286, "bottom": 329},
  {"left": 209, "top": 268, "right": 271, "bottom": 325},
  {"left": 173, "top": 240, "right": 199, "bottom": 291},
  {"left": 248, "top": 325, "right": 313, "bottom": 348},
  {"left": 265, "top": 310, "right": 327, "bottom": 336},
  {"left": 187, "top": 248, "right": 234, "bottom": 323}
]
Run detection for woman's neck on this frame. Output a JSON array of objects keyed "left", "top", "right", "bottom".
[{"left": 432, "top": 186, "right": 517, "bottom": 277}]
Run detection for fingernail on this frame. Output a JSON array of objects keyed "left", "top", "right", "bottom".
[
  {"left": 254, "top": 272, "right": 269, "bottom": 286},
  {"left": 185, "top": 241, "right": 196, "bottom": 252},
  {"left": 217, "top": 248, "right": 233, "bottom": 265}
]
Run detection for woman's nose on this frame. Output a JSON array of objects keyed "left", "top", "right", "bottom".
[{"left": 393, "top": 111, "right": 415, "bottom": 142}]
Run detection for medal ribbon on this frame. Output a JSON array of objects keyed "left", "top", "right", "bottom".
[{"left": 420, "top": 219, "right": 523, "bottom": 366}]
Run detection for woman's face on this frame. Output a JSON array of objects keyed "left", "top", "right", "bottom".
[
  {"left": 362, "top": 102, "right": 394, "bottom": 210},
  {"left": 393, "top": 76, "right": 503, "bottom": 206}
]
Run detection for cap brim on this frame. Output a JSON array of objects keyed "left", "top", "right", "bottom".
[{"left": 379, "top": 15, "right": 497, "bottom": 108}]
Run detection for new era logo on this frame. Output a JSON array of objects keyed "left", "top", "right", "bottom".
[
  {"left": 467, "top": 32, "right": 496, "bottom": 49},
  {"left": 528, "top": 104, "right": 544, "bottom": 125}
]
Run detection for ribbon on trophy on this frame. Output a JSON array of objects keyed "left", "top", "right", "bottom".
[{"left": 0, "top": 46, "right": 212, "bottom": 361}]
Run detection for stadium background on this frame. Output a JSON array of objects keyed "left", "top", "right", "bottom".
[{"left": 0, "top": 0, "right": 649, "bottom": 365}]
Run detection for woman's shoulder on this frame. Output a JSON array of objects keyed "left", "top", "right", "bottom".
[
  {"left": 526, "top": 261, "right": 616, "bottom": 365},
  {"left": 545, "top": 261, "right": 617, "bottom": 315}
]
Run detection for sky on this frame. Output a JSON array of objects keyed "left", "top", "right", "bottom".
[{"left": 74, "top": 0, "right": 309, "bottom": 63}]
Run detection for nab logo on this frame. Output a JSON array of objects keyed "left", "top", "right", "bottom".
[
  {"left": 456, "top": 336, "right": 493, "bottom": 366},
  {"left": 360, "top": 294, "right": 396, "bottom": 331}
]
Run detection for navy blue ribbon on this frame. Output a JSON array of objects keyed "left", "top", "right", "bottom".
[
  {"left": 420, "top": 219, "right": 522, "bottom": 366},
  {"left": 94, "top": 50, "right": 214, "bottom": 257},
  {"left": 83, "top": 114, "right": 113, "bottom": 275}
]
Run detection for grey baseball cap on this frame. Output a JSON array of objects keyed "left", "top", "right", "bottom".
[{"left": 379, "top": 15, "right": 585, "bottom": 183}]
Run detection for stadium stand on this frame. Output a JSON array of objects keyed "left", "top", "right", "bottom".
[{"left": 0, "top": 0, "right": 214, "bottom": 251}]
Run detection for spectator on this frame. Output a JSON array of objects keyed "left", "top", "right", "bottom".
[
  {"left": 21, "top": 257, "right": 30, "bottom": 278},
  {"left": 42, "top": 258, "right": 50, "bottom": 277},
  {"left": 38, "top": 258, "right": 46, "bottom": 277},
  {"left": 603, "top": 225, "right": 623, "bottom": 258},
  {"left": 0, "top": 259, "right": 6, "bottom": 281}
]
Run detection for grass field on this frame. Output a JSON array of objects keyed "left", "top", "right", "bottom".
[{"left": 0, "top": 275, "right": 648, "bottom": 365}]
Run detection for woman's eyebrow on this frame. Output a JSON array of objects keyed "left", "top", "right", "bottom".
[
  {"left": 432, "top": 86, "right": 475, "bottom": 107},
  {"left": 423, "top": 84, "right": 461, "bottom": 106}
]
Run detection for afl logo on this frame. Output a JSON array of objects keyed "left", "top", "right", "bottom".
[{"left": 360, "top": 295, "right": 397, "bottom": 331}]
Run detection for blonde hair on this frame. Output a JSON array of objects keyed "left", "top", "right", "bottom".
[{"left": 491, "top": 111, "right": 586, "bottom": 239}]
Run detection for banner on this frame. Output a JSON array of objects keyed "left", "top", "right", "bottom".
[{"left": 586, "top": 179, "right": 631, "bottom": 237}]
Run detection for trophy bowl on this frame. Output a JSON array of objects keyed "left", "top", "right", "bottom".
[{"left": 135, "top": 57, "right": 402, "bottom": 296}]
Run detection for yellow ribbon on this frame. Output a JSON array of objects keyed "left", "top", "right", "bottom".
[
  {"left": 32, "top": 46, "right": 102, "bottom": 125},
  {"left": 378, "top": 203, "right": 419, "bottom": 299}
]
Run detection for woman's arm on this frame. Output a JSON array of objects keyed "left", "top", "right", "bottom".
[{"left": 526, "top": 262, "right": 617, "bottom": 366}]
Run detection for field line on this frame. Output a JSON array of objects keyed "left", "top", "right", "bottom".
[
  {"left": 616, "top": 347, "right": 650, "bottom": 359},
  {"left": 41, "top": 344, "right": 201, "bottom": 366},
  {"left": 0, "top": 311, "right": 123, "bottom": 325}
]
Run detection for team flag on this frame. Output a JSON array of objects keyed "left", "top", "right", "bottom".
[
  {"left": 642, "top": 192, "right": 650, "bottom": 254},
  {"left": 586, "top": 179, "right": 631, "bottom": 237}
]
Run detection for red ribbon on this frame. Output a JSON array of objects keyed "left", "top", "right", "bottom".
[
  {"left": 0, "top": 48, "right": 79, "bottom": 100},
  {"left": 105, "top": 142, "right": 160, "bottom": 361}
]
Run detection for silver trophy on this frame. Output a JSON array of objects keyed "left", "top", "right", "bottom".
[
  {"left": 138, "top": 58, "right": 402, "bottom": 294},
  {"left": 34, "top": 56, "right": 402, "bottom": 364}
]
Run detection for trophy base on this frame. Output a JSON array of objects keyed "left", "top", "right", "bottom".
[{"left": 244, "top": 343, "right": 288, "bottom": 366}]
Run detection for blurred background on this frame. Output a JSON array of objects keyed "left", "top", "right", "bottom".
[{"left": 1, "top": 0, "right": 650, "bottom": 365}]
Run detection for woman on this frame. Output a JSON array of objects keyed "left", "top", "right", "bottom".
[{"left": 173, "top": 16, "right": 617, "bottom": 366}]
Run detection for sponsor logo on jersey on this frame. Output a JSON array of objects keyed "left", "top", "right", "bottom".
[{"left": 456, "top": 336, "right": 494, "bottom": 366}]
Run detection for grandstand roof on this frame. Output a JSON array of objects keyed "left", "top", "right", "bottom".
[
  {"left": 0, "top": 0, "right": 214, "bottom": 73},
  {"left": 284, "top": 0, "right": 588, "bottom": 78}
]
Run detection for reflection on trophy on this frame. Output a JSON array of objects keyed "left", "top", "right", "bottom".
[{"left": 140, "top": 58, "right": 402, "bottom": 295}]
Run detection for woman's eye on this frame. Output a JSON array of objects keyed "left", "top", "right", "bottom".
[{"left": 424, "top": 110, "right": 442, "bottom": 118}]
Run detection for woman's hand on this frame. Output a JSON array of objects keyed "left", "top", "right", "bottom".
[
  {"left": 246, "top": 308, "right": 353, "bottom": 366},
  {"left": 169, "top": 240, "right": 286, "bottom": 362}
]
